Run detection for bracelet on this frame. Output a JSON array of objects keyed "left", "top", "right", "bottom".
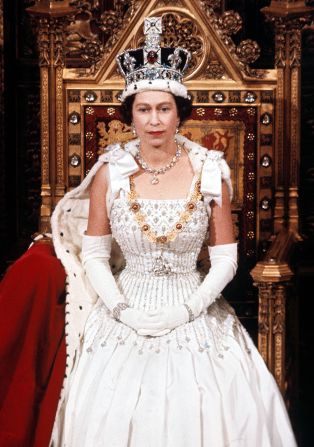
[
  {"left": 183, "top": 304, "right": 195, "bottom": 322},
  {"left": 112, "top": 302, "right": 129, "bottom": 321}
]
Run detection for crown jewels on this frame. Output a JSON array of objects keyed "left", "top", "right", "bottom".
[{"left": 116, "top": 17, "right": 191, "bottom": 101}]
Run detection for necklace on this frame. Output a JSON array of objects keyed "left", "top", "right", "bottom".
[
  {"left": 128, "top": 174, "right": 202, "bottom": 245},
  {"left": 135, "top": 143, "right": 182, "bottom": 185}
]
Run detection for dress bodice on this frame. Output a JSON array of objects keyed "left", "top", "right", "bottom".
[
  {"left": 110, "top": 176, "right": 209, "bottom": 311},
  {"left": 111, "top": 176, "right": 208, "bottom": 272}
]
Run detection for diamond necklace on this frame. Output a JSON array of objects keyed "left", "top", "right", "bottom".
[{"left": 135, "top": 143, "right": 182, "bottom": 185}]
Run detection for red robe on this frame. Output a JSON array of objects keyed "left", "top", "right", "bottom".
[{"left": 0, "top": 242, "right": 66, "bottom": 447}]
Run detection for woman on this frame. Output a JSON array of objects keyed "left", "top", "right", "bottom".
[{"left": 50, "top": 17, "right": 297, "bottom": 447}]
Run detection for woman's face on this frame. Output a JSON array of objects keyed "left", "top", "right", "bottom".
[{"left": 131, "top": 91, "right": 179, "bottom": 148}]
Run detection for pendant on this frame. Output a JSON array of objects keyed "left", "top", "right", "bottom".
[
  {"left": 152, "top": 254, "right": 172, "bottom": 276},
  {"left": 151, "top": 175, "right": 159, "bottom": 185}
]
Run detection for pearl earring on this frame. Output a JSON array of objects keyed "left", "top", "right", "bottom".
[{"left": 131, "top": 123, "right": 137, "bottom": 136}]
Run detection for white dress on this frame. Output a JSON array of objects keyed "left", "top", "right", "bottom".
[{"left": 60, "top": 172, "right": 297, "bottom": 447}]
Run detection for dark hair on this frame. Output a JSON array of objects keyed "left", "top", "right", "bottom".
[{"left": 119, "top": 92, "right": 193, "bottom": 126}]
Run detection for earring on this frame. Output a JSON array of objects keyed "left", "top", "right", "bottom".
[{"left": 131, "top": 123, "right": 137, "bottom": 136}]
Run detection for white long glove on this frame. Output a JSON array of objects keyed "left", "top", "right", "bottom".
[
  {"left": 138, "top": 242, "right": 238, "bottom": 336},
  {"left": 82, "top": 234, "right": 169, "bottom": 334}
]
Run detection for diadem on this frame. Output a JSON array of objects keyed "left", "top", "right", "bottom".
[{"left": 116, "top": 16, "right": 191, "bottom": 101}]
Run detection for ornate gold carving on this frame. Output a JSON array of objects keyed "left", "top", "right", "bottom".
[
  {"left": 258, "top": 284, "right": 271, "bottom": 363},
  {"left": 37, "top": 17, "right": 69, "bottom": 67},
  {"left": 273, "top": 285, "right": 286, "bottom": 391},
  {"left": 136, "top": 13, "right": 204, "bottom": 75},
  {"left": 38, "top": 18, "right": 50, "bottom": 67},
  {"left": 236, "top": 39, "right": 261, "bottom": 65},
  {"left": 56, "top": 66, "right": 64, "bottom": 189},
  {"left": 290, "top": 68, "right": 299, "bottom": 186},
  {"left": 199, "top": 5, "right": 263, "bottom": 78},
  {"left": 97, "top": 120, "right": 133, "bottom": 149},
  {"left": 289, "top": 29, "right": 301, "bottom": 68},
  {"left": 65, "top": 0, "right": 137, "bottom": 74},
  {"left": 41, "top": 68, "right": 49, "bottom": 185},
  {"left": 205, "top": 59, "right": 226, "bottom": 79},
  {"left": 157, "top": 0, "right": 185, "bottom": 6},
  {"left": 200, "top": 0, "right": 223, "bottom": 12},
  {"left": 218, "top": 10, "right": 242, "bottom": 35}
]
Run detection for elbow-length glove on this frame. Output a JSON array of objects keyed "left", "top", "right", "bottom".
[
  {"left": 82, "top": 234, "right": 169, "bottom": 334},
  {"left": 138, "top": 242, "right": 238, "bottom": 336}
]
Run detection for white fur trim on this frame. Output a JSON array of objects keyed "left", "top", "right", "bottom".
[{"left": 120, "top": 79, "right": 189, "bottom": 101}]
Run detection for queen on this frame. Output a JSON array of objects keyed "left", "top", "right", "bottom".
[{"left": 50, "top": 16, "right": 297, "bottom": 447}]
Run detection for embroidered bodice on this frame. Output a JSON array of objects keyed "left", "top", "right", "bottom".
[{"left": 110, "top": 177, "right": 208, "bottom": 311}]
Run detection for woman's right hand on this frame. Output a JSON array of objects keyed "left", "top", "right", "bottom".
[{"left": 119, "top": 307, "right": 170, "bottom": 335}]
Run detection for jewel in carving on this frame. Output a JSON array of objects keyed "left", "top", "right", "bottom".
[
  {"left": 84, "top": 91, "right": 97, "bottom": 102},
  {"left": 69, "top": 111, "right": 80, "bottom": 125},
  {"left": 212, "top": 91, "right": 225, "bottom": 103},
  {"left": 244, "top": 91, "right": 257, "bottom": 103},
  {"left": 69, "top": 153, "right": 81, "bottom": 168},
  {"left": 260, "top": 197, "right": 271, "bottom": 211},
  {"left": 261, "top": 155, "right": 272, "bottom": 168},
  {"left": 261, "top": 112, "right": 272, "bottom": 126}
]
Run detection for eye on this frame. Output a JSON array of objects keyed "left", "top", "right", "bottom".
[
  {"left": 160, "top": 105, "right": 170, "bottom": 112},
  {"left": 138, "top": 107, "right": 149, "bottom": 113}
]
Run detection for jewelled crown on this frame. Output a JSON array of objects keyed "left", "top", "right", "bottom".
[{"left": 116, "top": 17, "right": 191, "bottom": 101}]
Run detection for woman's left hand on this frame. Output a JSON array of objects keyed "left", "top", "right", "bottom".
[{"left": 137, "top": 305, "right": 189, "bottom": 336}]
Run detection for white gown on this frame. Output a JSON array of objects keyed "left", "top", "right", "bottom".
[{"left": 61, "top": 174, "right": 297, "bottom": 447}]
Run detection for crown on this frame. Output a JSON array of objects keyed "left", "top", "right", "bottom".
[{"left": 116, "top": 17, "right": 191, "bottom": 101}]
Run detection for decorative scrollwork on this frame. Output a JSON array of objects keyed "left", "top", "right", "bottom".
[
  {"left": 218, "top": 11, "right": 242, "bottom": 36},
  {"left": 158, "top": 13, "right": 204, "bottom": 74},
  {"left": 205, "top": 60, "right": 225, "bottom": 79},
  {"left": 273, "top": 285, "right": 286, "bottom": 335},
  {"left": 157, "top": 0, "right": 184, "bottom": 6},
  {"left": 81, "top": 40, "right": 104, "bottom": 71},
  {"left": 99, "top": 10, "right": 123, "bottom": 34},
  {"left": 289, "top": 30, "right": 302, "bottom": 68},
  {"left": 258, "top": 284, "right": 271, "bottom": 335},
  {"left": 38, "top": 17, "right": 70, "bottom": 68},
  {"left": 64, "top": 0, "right": 137, "bottom": 72},
  {"left": 200, "top": 0, "right": 222, "bottom": 11},
  {"left": 236, "top": 39, "right": 261, "bottom": 65}
]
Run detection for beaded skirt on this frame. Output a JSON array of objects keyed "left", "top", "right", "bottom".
[{"left": 61, "top": 195, "right": 297, "bottom": 447}]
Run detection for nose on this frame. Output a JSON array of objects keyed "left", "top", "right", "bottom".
[{"left": 149, "top": 109, "right": 160, "bottom": 126}]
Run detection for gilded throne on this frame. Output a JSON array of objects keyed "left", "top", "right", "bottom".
[{"left": 26, "top": 0, "right": 314, "bottom": 404}]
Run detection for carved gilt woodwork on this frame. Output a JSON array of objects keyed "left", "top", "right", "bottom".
[
  {"left": 262, "top": 0, "right": 314, "bottom": 235},
  {"left": 27, "top": 0, "right": 314, "bottom": 396}
]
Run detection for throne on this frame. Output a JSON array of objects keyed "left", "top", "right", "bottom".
[{"left": 26, "top": 0, "right": 314, "bottom": 404}]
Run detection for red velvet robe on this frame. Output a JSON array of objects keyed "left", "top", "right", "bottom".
[{"left": 0, "top": 242, "right": 66, "bottom": 447}]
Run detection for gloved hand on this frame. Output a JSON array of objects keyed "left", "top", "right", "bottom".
[
  {"left": 82, "top": 234, "right": 171, "bottom": 335},
  {"left": 138, "top": 243, "right": 238, "bottom": 336},
  {"left": 137, "top": 305, "right": 188, "bottom": 336},
  {"left": 119, "top": 307, "right": 170, "bottom": 335}
]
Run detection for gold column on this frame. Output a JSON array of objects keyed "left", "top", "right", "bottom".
[
  {"left": 27, "top": 1, "right": 76, "bottom": 231},
  {"left": 251, "top": 229, "right": 297, "bottom": 393},
  {"left": 262, "top": 0, "right": 314, "bottom": 235}
]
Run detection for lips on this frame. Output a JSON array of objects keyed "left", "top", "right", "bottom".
[{"left": 148, "top": 131, "right": 165, "bottom": 136}]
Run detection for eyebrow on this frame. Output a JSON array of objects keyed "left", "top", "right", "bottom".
[{"left": 134, "top": 101, "right": 173, "bottom": 107}]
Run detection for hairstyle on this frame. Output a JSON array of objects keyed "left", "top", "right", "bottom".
[{"left": 119, "top": 93, "right": 193, "bottom": 126}]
